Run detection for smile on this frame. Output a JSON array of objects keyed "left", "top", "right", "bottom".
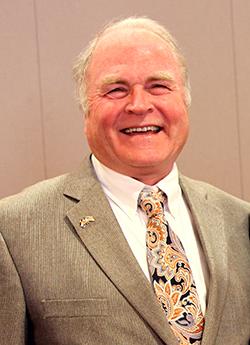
[{"left": 121, "top": 126, "right": 161, "bottom": 134}]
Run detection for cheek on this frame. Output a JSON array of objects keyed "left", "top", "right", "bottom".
[
  {"left": 97, "top": 103, "right": 126, "bottom": 132},
  {"left": 84, "top": 106, "right": 116, "bottom": 144},
  {"left": 159, "top": 98, "right": 187, "bottom": 123}
]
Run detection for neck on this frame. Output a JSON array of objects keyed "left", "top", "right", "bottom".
[
  {"left": 131, "top": 165, "right": 174, "bottom": 186},
  {"left": 91, "top": 154, "right": 174, "bottom": 185}
]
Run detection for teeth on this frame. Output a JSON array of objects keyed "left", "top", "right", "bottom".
[{"left": 123, "top": 126, "right": 160, "bottom": 134}]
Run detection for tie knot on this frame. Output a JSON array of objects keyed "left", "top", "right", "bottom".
[{"left": 138, "top": 188, "right": 166, "bottom": 218}]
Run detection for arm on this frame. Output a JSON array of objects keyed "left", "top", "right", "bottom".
[{"left": 0, "top": 232, "right": 26, "bottom": 345}]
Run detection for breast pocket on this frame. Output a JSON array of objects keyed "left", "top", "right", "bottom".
[{"left": 41, "top": 298, "right": 108, "bottom": 319}]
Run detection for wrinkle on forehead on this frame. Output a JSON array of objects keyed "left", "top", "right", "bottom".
[{"left": 86, "top": 27, "right": 184, "bottom": 95}]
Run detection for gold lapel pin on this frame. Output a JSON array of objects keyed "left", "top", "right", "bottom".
[{"left": 79, "top": 216, "right": 95, "bottom": 228}]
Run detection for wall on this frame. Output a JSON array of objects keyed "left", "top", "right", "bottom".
[{"left": 1, "top": 0, "right": 249, "bottom": 201}]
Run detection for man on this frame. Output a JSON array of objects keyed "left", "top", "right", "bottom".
[{"left": 0, "top": 17, "right": 249, "bottom": 345}]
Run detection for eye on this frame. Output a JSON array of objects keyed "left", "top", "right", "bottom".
[
  {"left": 152, "top": 84, "right": 168, "bottom": 89},
  {"left": 106, "top": 87, "right": 128, "bottom": 99},
  {"left": 150, "top": 83, "right": 171, "bottom": 94}
]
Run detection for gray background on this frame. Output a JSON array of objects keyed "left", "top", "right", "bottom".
[{"left": 1, "top": 0, "right": 250, "bottom": 201}]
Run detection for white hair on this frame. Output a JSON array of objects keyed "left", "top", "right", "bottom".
[{"left": 73, "top": 16, "right": 191, "bottom": 114}]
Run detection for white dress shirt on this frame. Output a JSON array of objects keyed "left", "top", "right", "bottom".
[{"left": 91, "top": 155, "right": 209, "bottom": 314}]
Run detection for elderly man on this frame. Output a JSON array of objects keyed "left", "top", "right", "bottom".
[{"left": 0, "top": 17, "right": 249, "bottom": 345}]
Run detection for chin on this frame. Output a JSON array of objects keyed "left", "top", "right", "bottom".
[
  {"left": 124, "top": 157, "right": 170, "bottom": 170},
  {"left": 128, "top": 151, "right": 170, "bottom": 164}
]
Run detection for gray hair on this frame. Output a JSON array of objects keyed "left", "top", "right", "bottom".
[{"left": 73, "top": 16, "right": 191, "bottom": 114}]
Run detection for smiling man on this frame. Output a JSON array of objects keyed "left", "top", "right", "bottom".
[
  {"left": 0, "top": 17, "right": 250, "bottom": 345},
  {"left": 84, "top": 25, "right": 189, "bottom": 185}
]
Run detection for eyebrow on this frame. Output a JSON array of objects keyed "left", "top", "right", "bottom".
[
  {"left": 100, "top": 75, "right": 127, "bottom": 88},
  {"left": 147, "top": 71, "right": 175, "bottom": 83},
  {"left": 99, "top": 71, "right": 176, "bottom": 89}
]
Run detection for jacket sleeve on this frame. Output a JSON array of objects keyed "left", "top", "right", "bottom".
[{"left": 0, "top": 231, "right": 26, "bottom": 345}]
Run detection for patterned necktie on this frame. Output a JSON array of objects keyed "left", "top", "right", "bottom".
[{"left": 138, "top": 188, "right": 205, "bottom": 345}]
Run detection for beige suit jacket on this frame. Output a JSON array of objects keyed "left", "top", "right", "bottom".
[{"left": 0, "top": 157, "right": 250, "bottom": 345}]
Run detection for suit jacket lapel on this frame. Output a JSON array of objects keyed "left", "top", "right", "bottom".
[
  {"left": 180, "top": 176, "right": 229, "bottom": 345},
  {"left": 64, "top": 159, "right": 178, "bottom": 345}
]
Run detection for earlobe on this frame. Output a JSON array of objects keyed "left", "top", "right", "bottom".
[{"left": 84, "top": 121, "right": 88, "bottom": 135}]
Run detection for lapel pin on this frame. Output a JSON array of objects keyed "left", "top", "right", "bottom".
[{"left": 79, "top": 216, "right": 95, "bottom": 228}]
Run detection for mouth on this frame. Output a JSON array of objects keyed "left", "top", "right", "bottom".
[{"left": 120, "top": 125, "right": 162, "bottom": 135}]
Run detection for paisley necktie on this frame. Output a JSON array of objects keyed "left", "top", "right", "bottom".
[{"left": 138, "top": 188, "right": 204, "bottom": 345}]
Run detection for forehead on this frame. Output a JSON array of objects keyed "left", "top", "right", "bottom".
[{"left": 87, "top": 28, "right": 181, "bottom": 84}]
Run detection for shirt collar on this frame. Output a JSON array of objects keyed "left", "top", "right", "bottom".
[{"left": 91, "top": 155, "right": 182, "bottom": 217}]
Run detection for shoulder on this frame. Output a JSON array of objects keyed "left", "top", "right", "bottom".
[
  {"left": 1, "top": 174, "right": 68, "bottom": 207},
  {"left": 0, "top": 157, "right": 96, "bottom": 216},
  {"left": 0, "top": 174, "right": 72, "bottom": 226}
]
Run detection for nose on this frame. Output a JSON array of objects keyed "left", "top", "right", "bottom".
[{"left": 125, "top": 86, "right": 153, "bottom": 115}]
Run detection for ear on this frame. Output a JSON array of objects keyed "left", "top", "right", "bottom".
[{"left": 84, "top": 118, "right": 88, "bottom": 135}]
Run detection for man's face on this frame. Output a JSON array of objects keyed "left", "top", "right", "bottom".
[{"left": 85, "top": 28, "right": 189, "bottom": 184}]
